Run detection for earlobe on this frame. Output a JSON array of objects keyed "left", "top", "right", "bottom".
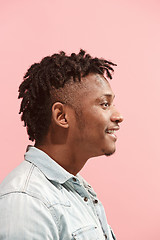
[{"left": 52, "top": 102, "right": 69, "bottom": 128}]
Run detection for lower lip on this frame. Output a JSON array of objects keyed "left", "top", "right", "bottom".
[{"left": 106, "top": 132, "right": 117, "bottom": 141}]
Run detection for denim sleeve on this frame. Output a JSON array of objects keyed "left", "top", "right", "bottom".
[{"left": 0, "top": 193, "right": 59, "bottom": 240}]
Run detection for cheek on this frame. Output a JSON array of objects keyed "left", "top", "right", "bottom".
[{"left": 83, "top": 111, "right": 110, "bottom": 136}]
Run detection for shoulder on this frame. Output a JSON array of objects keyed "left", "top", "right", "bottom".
[
  {"left": 0, "top": 161, "right": 62, "bottom": 239},
  {"left": 0, "top": 160, "right": 63, "bottom": 207},
  {"left": 0, "top": 160, "right": 34, "bottom": 195}
]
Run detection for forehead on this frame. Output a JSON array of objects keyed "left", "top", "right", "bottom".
[{"left": 80, "top": 73, "right": 114, "bottom": 99}]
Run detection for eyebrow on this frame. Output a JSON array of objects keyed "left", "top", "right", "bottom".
[
  {"left": 95, "top": 94, "right": 115, "bottom": 103},
  {"left": 101, "top": 94, "right": 115, "bottom": 99}
]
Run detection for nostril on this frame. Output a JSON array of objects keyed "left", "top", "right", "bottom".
[
  {"left": 111, "top": 115, "right": 124, "bottom": 123},
  {"left": 116, "top": 116, "right": 123, "bottom": 123}
]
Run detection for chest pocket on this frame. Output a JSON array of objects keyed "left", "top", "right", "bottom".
[{"left": 72, "top": 225, "right": 100, "bottom": 240}]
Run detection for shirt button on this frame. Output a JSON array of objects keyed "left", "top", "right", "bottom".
[
  {"left": 84, "top": 197, "right": 88, "bottom": 202},
  {"left": 93, "top": 199, "right": 98, "bottom": 204},
  {"left": 72, "top": 177, "right": 77, "bottom": 182}
]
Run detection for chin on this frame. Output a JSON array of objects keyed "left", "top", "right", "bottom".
[
  {"left": 104, "top": 150, "right": 115, "bottom": 156},
  {"left": 102, "top": 145, "right": 116, "bottom": 156}
]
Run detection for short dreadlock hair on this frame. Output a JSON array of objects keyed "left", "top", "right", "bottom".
[{"left": 18, "top": 49, "right": 116, "bottom": 143}]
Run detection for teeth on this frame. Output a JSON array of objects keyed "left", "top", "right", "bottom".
[{"left": 107, "top": 130, "right": 115, "bottom": 134}]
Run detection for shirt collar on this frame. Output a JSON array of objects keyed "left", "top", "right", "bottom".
[{"left": 24, "top": 145, "right": 74, "bottom": 184}]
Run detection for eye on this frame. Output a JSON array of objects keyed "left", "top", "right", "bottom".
[{"left": 101, "top": 102, "right": 110, "bottom": 108}]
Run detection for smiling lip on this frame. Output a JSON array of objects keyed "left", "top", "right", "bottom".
[{"left": 105, "top": 126, "right": 120, "bottom": 141}]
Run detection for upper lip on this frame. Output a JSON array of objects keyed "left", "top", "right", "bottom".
[{"left": 105, "top": 126, "right": 120, "bottom": 132}]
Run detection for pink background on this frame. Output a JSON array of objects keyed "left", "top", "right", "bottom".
[{"left": 0, "top": 0, "right": 160, "bottom": 239}]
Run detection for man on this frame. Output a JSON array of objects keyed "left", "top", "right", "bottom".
[{"left": 0, "top": 49, "right": 123, "bottom": 239}]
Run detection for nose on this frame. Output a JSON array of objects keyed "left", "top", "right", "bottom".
[{"left": 110, "top": 108, "right": 124, "bottom": 123}]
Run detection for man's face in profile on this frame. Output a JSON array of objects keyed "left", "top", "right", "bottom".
[{"left": 69, "top": 73, "right": 123, "bottom": 158}]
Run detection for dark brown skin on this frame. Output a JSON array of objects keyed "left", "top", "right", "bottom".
[{"left": 36, "top": 74, "right": 123, "bottom": 175}]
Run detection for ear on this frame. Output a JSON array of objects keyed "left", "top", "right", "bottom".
[{"left": 51, "top": 102, "right": 69, "bottom": 129}]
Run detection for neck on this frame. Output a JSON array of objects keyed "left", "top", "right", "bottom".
[{"left": 35, "top": 142, "right": 89, "bottom": 175}]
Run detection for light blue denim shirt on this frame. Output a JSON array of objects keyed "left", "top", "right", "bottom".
[{"left": 0, "top": 146, "right": 116, "bottom": 240}]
